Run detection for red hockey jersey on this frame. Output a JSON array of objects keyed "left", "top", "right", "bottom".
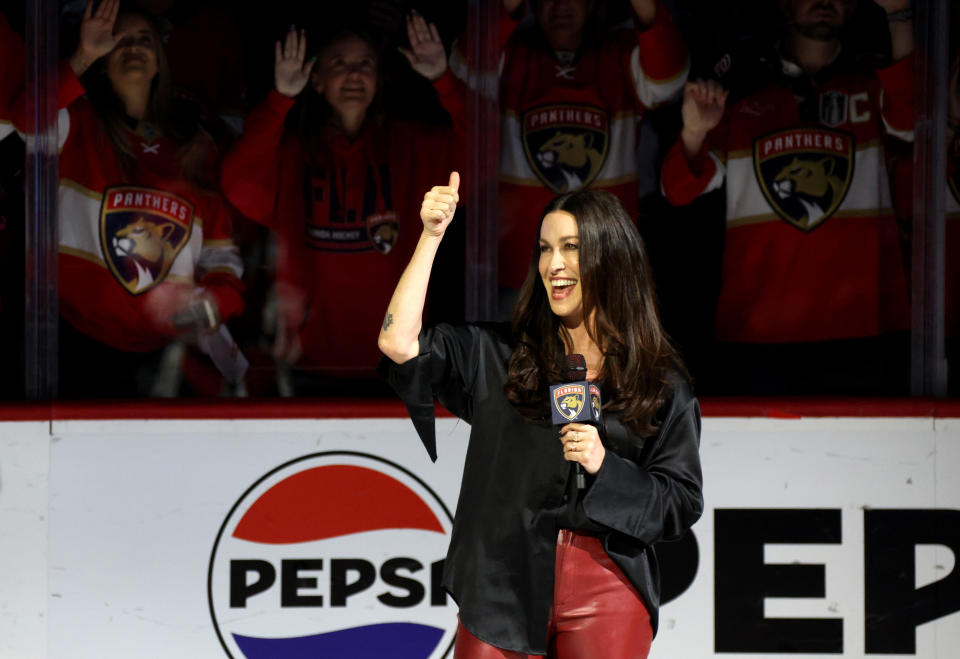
[
  {"left": 221, "top": 76, "right": 464, "bottom": 378},
  {"left": 662, "top": 54, "right": 914, "bottom": 344},
  {"left": 449, "top": 1, "right": 688, "bottom": 289},
  {"left": 14, "top": 66, "right": 244, "bottom": 352}
]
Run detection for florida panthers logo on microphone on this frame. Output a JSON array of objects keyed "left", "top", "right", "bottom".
[
  {"left": 590, "top": 384, "right": 602, "bottom": 422},
  {"left": 208, "top": 452, "right": 458, "bottom": 659},
  {"left": 553, "top": 384, "right": 586, "bottom": 421}
]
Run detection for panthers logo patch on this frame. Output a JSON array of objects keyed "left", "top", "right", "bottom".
[
  {"left": 100, "top": 185, "right": 193, "bottom": 295},
  {"left": 523, "top": 104, "right": 608, "bottom": 194},
  {"left": 367, "top": 210, "right": 399, "bottom": 255},
  {"left": 553, "top": 384, "right": 586, "bottom": 422},
  {"left": 589, "top": 384, "right": 602, "bottom": 423},
  {"left": 754, "top": 128, "right": 855, "bottom": 231}
]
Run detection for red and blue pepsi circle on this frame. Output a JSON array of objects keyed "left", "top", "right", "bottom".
[{"left": 208, "top": 451, "right": 457, "bottom": 658}]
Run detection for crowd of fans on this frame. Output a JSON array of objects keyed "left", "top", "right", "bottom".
[{"left": 0, "top": 0, "right": 954, "bottom": 399}]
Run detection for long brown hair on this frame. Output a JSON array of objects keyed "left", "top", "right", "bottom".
[
  {"left": 504, "top": 189, "right": 686, "bottom": 437},
  {"left": 81, "top": 10, "right": 213, "bottom": 189}
]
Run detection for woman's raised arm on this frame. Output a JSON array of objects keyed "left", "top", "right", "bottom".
[{"left": 378, "top": 171, "right": 460, "bottom": 364}]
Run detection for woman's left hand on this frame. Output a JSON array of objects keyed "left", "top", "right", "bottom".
[{"left": 560, "top": 423, "right": 605, "bottom": 475}]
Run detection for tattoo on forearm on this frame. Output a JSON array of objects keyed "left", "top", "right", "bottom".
[{"left": 382, "top": 313, "right": 393, "bottom": 331}]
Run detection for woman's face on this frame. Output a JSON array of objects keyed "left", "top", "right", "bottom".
[
  {"left": 539, "top": 210, "right": 584, "bottom": 325},
  {"left": 104, "top": 14, "right": 159, "bottom": 87},
  {"left": 311, "top": 36, "right": 378, "bottom": 117}
]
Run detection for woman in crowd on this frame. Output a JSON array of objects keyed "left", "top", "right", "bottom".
[
  {"left": 12, "top": 0, "right": 244, "bottom": 397},
  {"left": 221, "top": 14, "right": 463, "bottom": 395},
  {"left": 379, "top": 173, "right": 703, "bottom": 658}
]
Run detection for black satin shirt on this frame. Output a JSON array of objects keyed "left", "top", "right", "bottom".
[{"left": 380, "top": 323, "right": 703, "bottom": 655}]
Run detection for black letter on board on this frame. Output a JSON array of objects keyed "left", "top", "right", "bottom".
[
  {"left": 864, "top": 509, "right": 960, "bottom": 654},
  {"left": 281, "top": 559, "right": 325, "bottom": 606},
  {"left": 715, "top": 509, "right": 843, "bottom": 653},
  {"left": 230, "top": 559, "right": 276, "bottom": 607}
]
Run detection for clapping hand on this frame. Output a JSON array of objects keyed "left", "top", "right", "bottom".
[
  {"left": 420, "top": 171, "right": 460, "bottom": 238},
  {"left": 71, "top": 0, "right": 121, "bottom": 76},
  {"left": 400, "top": 11, "right": 447, "bottom": 82},
  {"left": 274, "top": 27, "right": 314, "bottom": 98}
]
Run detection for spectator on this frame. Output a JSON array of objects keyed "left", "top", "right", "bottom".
[
  {"left": 12, "top": 0, "right": 245, "bottom": 398},
  {"left": 448, "top": 0, "right": 689, "bottom": 312},
  {"left": 661, "top": 0, "right": 914, "bottom": 394},
  {"left": 221, "top": 19, "right": 464, "bottom": 395}
]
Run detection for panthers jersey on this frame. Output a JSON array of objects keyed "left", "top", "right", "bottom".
[
  {"left": 19, "top": 68, "right": 244, "bottom": 352},
  {"left": 221, "top": 79, "right": 463, "bottom": 378},
  {"left": 449, "top": 1, "right": 688, "bottom": 289},
  {"left": 662, "top": 54, "right": 914, "bottom": 344}
]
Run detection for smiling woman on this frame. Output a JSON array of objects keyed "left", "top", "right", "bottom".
[{"left": 378, "top": 177, "right": 703, "bottom": 657}]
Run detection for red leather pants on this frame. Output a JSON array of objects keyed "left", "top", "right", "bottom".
[{"left": 454, "top": 529, "right": 653, "bottom": 658}]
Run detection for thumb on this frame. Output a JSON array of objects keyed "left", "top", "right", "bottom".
[{"left": 448, "top": 171, "right": 460, "bottom": 192}]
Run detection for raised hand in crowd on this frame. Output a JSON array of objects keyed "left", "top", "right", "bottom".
[
  {"left": 70, "top": 0, "right": 121, "bottom": 76},
  {"left": 872, "top": 0, "right": 914, "bottom": 61},
  {"left": 680, "top": 79, "right": 728, "bottom": 161},
  {"left": 399, "top": 12, "right": 447, "bottom": 82},
  {"left": 274, "top": 27, "right": 313, "bottom": 98}
]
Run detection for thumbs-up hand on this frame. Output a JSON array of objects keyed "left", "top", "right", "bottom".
[{"left": 420, "top": 171, "right": 460, "bottom": 238}]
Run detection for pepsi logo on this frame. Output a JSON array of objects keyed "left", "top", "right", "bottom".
[{"left": 208, "top": 452, "right": 457, "bottom": 658}]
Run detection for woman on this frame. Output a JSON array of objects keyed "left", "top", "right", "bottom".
[
  {"left": 221, "top": 16, "right": 464, "bottom": 394},
  {"left": 13, "top": 0, "right": 244, "bottom": 397},
  {"left": 379, "top": 173, "right": 703, "bottom": 657}
]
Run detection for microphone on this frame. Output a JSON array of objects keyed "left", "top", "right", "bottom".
[{"left": 548, "top": 353, "right": 603, "bottom": 490}]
